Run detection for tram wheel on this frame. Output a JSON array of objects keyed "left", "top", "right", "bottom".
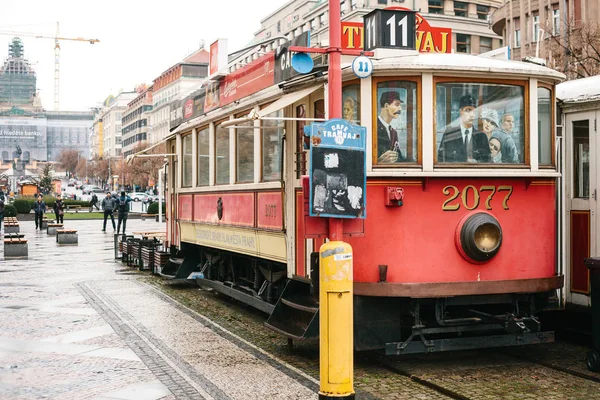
[{"left": 587, "top": 349, "right": 600, "bottom": 372}]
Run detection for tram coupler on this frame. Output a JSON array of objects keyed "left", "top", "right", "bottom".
[{"left": 505, "top": 316, "right": 540, "bottom": 334}]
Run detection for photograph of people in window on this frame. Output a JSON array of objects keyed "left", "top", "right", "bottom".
[
  {"left": 436, "top": 83, "right": 524, "bottom": 164},
  {"left": 375, "top": 81, "right": 417, "bottom": 165},
  {"left": 342, "top": 84, "right": 360, "bottom": 123}
]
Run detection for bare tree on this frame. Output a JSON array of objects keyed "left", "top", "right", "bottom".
[
  {"left": 57, "top": 149, "right": 80, "bottom": 177},
  {"left": 544, "top": 20, "right": 600, "bottom": 80},
  {"left": 127, "top": 143, "right": 166, "bottom": 189}
]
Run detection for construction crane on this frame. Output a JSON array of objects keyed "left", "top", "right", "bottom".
[{"left": 0, "top": 22, "right": 99, "bottom": 110}]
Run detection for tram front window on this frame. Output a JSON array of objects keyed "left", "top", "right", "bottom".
[
  {"left": 435, "top": 82, "right": 525, "bottom": 165},
  {"left": 374, "top": 80, "right": 419, "bottom": 165}
]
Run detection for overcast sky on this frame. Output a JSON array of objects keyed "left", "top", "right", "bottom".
[{"left": 0, "top": 0, "right": 289, "bottom": 112}]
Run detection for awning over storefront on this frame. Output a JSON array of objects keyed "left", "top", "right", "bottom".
[{"left": 220, "top": 84, "right": 322, "bottom": 128}]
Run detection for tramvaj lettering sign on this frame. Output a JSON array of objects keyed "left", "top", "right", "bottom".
[{"left": 309, "top": 119, "right": 367, "bottom": 219}]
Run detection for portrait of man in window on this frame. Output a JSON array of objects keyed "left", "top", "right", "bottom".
[{"left": 377, "top": 91, "right": 404, "bottom": 164}]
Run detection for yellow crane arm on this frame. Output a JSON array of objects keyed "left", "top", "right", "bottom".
[{"left": 0, "top": 30, "right": 99, "bottom": 44}]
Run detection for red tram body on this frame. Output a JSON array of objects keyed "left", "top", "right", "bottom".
[{"left": 157, "top": 26, "right": 565, "bottom": 354}]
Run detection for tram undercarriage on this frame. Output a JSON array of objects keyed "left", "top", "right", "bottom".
[{"left": 163, "top": 242, "right": 556, "bottom": 354}]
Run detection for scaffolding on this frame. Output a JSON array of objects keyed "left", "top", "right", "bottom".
[{"left": 0, "top": 38, "right": 37, "bottom": 106}]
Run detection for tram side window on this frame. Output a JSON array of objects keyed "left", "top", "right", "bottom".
[
  {"left": 436, "top": 82, "right": 525, "bottom": 165},
  {"left": 538, "top": 87, "right": 553, "bottom": 166},
  {"left": 262, "top": 109, "right": 283, "bottom": 181},
  {"left": 342, "top": 84, "right": 360, "bottom": 124},
  {"left": 374, "top": 80, "right": 418, "bottom": 165},
  {"left": 215, "top": 123, "right": 230, "bottom": 185},
  {"left": 182, "top": 134, "right": 192, "bottom": 187},
  {"left": 197, "top": 127, "right": 209, "bottom": 186},
  {"left": 236, "top": 118, "right": 254, "bottom": 183}
]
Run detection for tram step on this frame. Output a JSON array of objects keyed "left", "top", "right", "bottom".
[{"left": 265, "top": 279, "right": 319, "bottom": 340}]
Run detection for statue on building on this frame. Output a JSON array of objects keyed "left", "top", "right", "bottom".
[{"left": 16, "top": 144, "right": 22, "bottom": 159}]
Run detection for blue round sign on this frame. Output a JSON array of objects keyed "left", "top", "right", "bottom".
[{"left": 351, "top": 56, "right": 373, "bottom": 79}]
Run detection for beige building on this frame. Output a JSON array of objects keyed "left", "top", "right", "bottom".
[
  {"left": 491, "top": 0, "right": 600, "bottom": 63},
  {"left": 122, "top": 86, "right": 153, "bottom": 158},
  {"left": 252, "top": 0, "right": 503, "bottom": 55},
  {"left": 91, "top": 91, "right": 138, "bottom": 159}
]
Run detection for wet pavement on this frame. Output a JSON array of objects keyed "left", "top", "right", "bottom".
[
  {"left": 2, "top": 217, "right": 600, "bottom": 399},
  {"left": 0, "top": 219, "right": 317, "bottom": 399}
]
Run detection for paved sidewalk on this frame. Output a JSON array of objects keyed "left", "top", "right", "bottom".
[{"left": 0, "top": 219, "right": 318, "bottom": 400}]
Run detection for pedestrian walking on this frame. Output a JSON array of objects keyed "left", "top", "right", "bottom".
[
  {"left": 101, "top": 192, "right": 116, "bottom": 232},
  {"left": 33, "top": 195, "right": 46, "bottom": 229},
  {"left": 116, "top": 191, "right": 132, "bottom": 234},
  {"left": 0, "top": 198, "right": 4, "bottom": 233},
  {"left": 54, "top": 196, "right": 64, "bottom": 224},
  {"left": 90, "top": 193, "right": 100, "bottom": 212}
]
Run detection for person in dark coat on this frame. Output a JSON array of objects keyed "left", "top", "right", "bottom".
[
  {"left": 437, "top": 94, "right": 491, "bottom": 163},
  {"left": 116, "top": 191, "right": 132, "bottom": 234},
  {"left": 90, "top": 193, "right": 100, "bottom": 211},
  {"left": 0, "top": 198, "right": 4, "bottom": 232},
  {"left": 33, "top": 195, "right": 46, "bottom": 229},
  {"left": 53, "top": 196, "right": 64, "bottom": 224},
  {"left": 101, "top": 192, "right": 116, "bottom": 232}
]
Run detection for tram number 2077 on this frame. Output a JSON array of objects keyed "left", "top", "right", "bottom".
[{"left": 442, "top": 185, "right": 513, "bottom": 211}]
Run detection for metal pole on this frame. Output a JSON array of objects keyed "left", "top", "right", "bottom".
[
  {"left": 327, "top": 0, "right": 344, "bottom": 242},
  {"left": 158, "top": 168, "right": 163, "bottom": 224}
]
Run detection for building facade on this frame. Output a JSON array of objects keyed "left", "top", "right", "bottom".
[
  {"left": 46, "top": 111, "right": 93, "bottom": 161},
  {"left": 491, "top": 0, "right": 600, "bottom": 64},
  {"left": 96, "top": 91, "right": 138, "bottom": 158},
  {"left": 148, "top": 49, "right": 209, "bottom": 145},
  {"left": 251, "top": 0, "right": 503, "bottom": 56},
  {"left": 122, "top": 86, "right": 153, "bottom": 158}
]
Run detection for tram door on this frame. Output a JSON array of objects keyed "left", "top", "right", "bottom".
[{"left": 566, "top": 111, "right": 597, "bottom": 306}]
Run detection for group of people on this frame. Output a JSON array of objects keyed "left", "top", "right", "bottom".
[
  {"left": 437, "top": 94, "right": 520, "bottom": 164},
  {"left": 30, "top": 191, "right": 132, "bottom": 234}
]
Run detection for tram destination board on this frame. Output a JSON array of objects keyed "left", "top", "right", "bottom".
[
  {"left": 309, "top": 119, "right": 366, "bottom": 219},
  {"left": 363, "top": 8, "right": 416, "bottom": 51}
]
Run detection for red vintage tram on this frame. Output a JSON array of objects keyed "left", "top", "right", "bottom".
[{"left": 155, "top": 27, "right": 565, "bottom": 354}]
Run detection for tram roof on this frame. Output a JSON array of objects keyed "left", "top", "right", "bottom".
[
  {"left": 557, "top": 75, "right": 600, "bottom": 103},
  {"left": 363, "top": 52, "right": 565, "bottom": 82}
]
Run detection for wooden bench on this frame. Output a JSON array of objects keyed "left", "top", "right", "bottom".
[
  {"left": 141, "top": 213, "right": 157, "bottom": 221},
  {"left": 47, "top": 223, "right": 64, "bottom": 235},
  {"left": 4, "top": 237, "right": 28, "bottom": 257},
  {"left": 4, "top": 223, "right": 20, "bottom": 234},
  {"left": 56, "top": 229, "right": 78, "bottom": 245},
  {"left": 66, "top": 205, "right": 82, "bottom": 213}
]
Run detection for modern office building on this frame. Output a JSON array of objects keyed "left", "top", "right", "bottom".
[{"left": 122, "top": 86, "right": 153, "bottom": 158}]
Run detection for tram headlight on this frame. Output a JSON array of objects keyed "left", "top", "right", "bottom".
[{"left": 455, "top": 212, "right": 502, "bottom": 263}]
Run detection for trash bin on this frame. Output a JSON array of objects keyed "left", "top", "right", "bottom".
[{"left": 584, "top": 257, "right": 600, "bottom": 372}]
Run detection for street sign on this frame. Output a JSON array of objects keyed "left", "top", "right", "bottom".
[
  {"left": 363, "top": 9, "right": 416, "bottom": 51},
  {"left": 309, "top": 119, "right": 366, "bottom": 219},
  {"left": 351, "top": 55, "right": 373, "bottom": 79}
]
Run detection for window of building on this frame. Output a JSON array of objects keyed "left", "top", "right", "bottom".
[
  {"left": 533, "top": 14, "right": 540, "bottom": 42},
  {"left": 435, "top": 81, "right": 525, "bottom": 165},
  {"left": 454, "top": 1, "right": 468, "bottom": 17},
  {"left": 236, "top": 117, "right": 254, "bottom": 183},
  {"left": 538, "top": 87, "right": 553, "bottom": 166},
  {"left": 476, "top": 4, "right": 489, "bottom": 20},
  {"left": 320, "top": 13, "right": 327, "bottom": 27},
  {"left": 261, "top": 109, "right": 283, "bottom": 181},
  {"left": 351, "top": 0, "right": 358, "bottom": 10},
  {"left": 215, "top": 123, "right": 230, "bottom": 185},
  {"left": 480, "top": 37, "right": 492, "bottom": 53},
  {"left": 197, "top": 127, "right": 209, "bottom": 186},
  {"left": 456, "top": 34, "right": 471, "bottom": 53},
  {"left": 553, "top": 9, "right": 560, "bottom": 35},
  {"left": 374, "top": 79, "right": 419, "bottom": 165},
  {"left": 428, "top": 0, "right": 443, "bottom": 14},
  {"left": 514, "top": 18, "right": 521, "bottom": 47}
]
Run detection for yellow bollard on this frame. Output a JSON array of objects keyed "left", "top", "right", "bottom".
[{"left": 319, "top": 241, "right": 354, "bottom": 400}]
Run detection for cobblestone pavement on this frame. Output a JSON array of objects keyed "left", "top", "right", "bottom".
[
  {"left": 0, "top": 220, "right": 316, "bottom": 399},
  {"left": 1, "top": 218, "right": 600, "bottom": 399}
]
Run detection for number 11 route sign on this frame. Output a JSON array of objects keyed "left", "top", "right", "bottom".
[{"left": 364, "top": 9, "right": 416, "bottom": 51}]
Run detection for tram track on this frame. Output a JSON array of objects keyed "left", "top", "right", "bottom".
[{"left": 363, "top": 353, "right": 474, "bottom": 400}]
